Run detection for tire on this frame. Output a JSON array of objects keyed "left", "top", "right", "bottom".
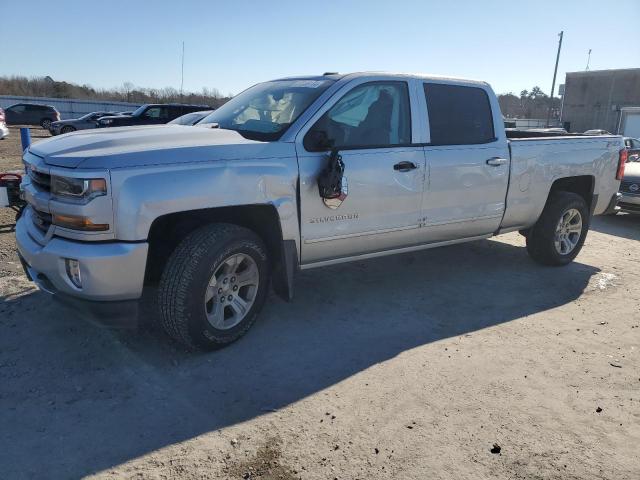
[
  {"left": 158, "top": 223, "right": 270, "bottom": 350},
  {"left": 40, "top": 118, "right": 52, "bottom": 129},
  {"left": 61, "top": 126, "right": 75, "bottom": 134},
  {"left": 526, "top": 191, "right": 589, "bottom": 266}
]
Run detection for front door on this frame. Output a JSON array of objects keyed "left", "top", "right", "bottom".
[
  {"left": 297, "top": 79, "right": 425, "bottom": 264},
  {"left": 419, "top": 82, "right": 510, "bottom": 242}
]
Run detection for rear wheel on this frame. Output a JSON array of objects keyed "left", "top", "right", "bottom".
[
  {"left": 526, "top": 192, "right": 589, "bottom": 266},
  {"left": 158, "top": 223, "right": 270, "bottom": 350},
  {"left": 40, "top": 118, "right": 52, "bottom": 129},
  {"left": 61, "top": 126, "right": 75, "bottom": 134}
]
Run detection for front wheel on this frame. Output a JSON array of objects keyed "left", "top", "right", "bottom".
[
  {"left": 61, "top": 126, "right": 75, "bottom": 134},
  {"left": 158, "top": 223, "right": 270, "bottom": 350},
  {"left": 526, "top": 192, "right": 589, "bottom": 266}
]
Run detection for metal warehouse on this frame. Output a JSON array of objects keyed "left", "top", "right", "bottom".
[
  {"left": 561, "top": 68, "right": 640, "bottom": 135},
  {"left": 0, "top": 95, "right": 141, "bottom": 120}
]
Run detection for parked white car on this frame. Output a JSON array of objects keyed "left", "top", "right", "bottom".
[{"left": 0, "top": 122, "right": 8, "bottom": 140}]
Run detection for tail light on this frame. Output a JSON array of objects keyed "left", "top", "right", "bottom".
[
  {"left": 55, "top": 111, "right": 61, "bottom": 121},
  {"left": 616, "top": 149, "right": 627, "bottom": 180}
]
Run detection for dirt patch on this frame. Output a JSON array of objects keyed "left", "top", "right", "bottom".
[
  {"left": 0, "top": 125, "right": 49, "bottom": 172},
  {"left": 0, "top": 208, "right": 21, "bottom": 277},
  {"left": 225, "top": 438, "right": 298, "bottom": 480},
  {"left": 0, "top": 126, "right": 48, "bottom": 278}
]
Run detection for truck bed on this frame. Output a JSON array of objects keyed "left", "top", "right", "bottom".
[{"left": 500, "top": 135, "right": 622, "bottom": 232}]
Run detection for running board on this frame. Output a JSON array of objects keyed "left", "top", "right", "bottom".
[{"left": 300, "top": 234, "right": 492, "bottom": 270}]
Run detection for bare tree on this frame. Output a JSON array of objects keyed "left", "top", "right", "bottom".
[{"left": 0, "top": 75, "right": 231, "bottom": 107}]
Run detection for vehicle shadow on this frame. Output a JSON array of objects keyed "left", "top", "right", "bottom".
[
  {"left": 590, "top": 213, "right": 640, "bottom": 241},
  {"left": 0, "top": 238, "right": 600, "bottom": 478}
]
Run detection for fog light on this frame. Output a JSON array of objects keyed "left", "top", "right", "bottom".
[{"left": 65, "top": 258, "right": 82, "bottom": 288}]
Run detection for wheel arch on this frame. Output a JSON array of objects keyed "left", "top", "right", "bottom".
[
  {"left": 548, "top": 175, "right": 595, "bottom": 212},
  {"left": 145, "top": 204, "right": 297, "bottom": 301}
]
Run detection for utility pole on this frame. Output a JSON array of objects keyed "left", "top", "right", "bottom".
[
  {"left": 546, "top": 31, "right": 563, "bottom": 127},
  {"left": 180, "top": 41, "right": 185, "bottom": 98},
  {"left": 585, "top": 49, "right": 592, "bottom": 71}
]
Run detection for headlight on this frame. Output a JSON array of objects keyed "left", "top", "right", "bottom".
[{"left": 50, "top": 176, "right": 107, "bottom": 203}]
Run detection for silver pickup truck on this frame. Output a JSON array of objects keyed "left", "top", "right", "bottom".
[{"left": 16, "top": 72, "right": 626, "bottom": 349}]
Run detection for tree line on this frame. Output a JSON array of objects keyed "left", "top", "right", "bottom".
[
  {"left": 1, "top": 75, "right": 562, "bottom": 120},
  {"left": 498, "top": 87, "right": 562, "bottom": 120},
  {"left": 0, "top": 75, "right": 231, "bottom": 108}
]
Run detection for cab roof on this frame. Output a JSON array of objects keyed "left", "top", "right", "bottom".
[{"left": 273, "top": 72, "right": 489, "bottom": 88}]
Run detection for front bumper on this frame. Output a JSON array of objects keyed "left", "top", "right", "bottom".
[
  {"left": 602, "top": 192, "right": 621, "bottom": 215},
  {"left": 618, "top": 192, "right": 640, "bottom": 214},
  {"left": 16, "top": 209, "right": 149, "bottom": 301}
]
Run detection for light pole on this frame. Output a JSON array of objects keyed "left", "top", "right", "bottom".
[
  {"left": 546, "top": 31, "right": 563, "bottom": 127},
  {"left": 180, "top": 41, "right": 185, "bottom": 99}
]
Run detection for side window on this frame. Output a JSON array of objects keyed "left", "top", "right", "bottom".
[
  {"left": 144, "top": 107, "right": 169, "bottom": 119},
  {"left": 9, "top": 105, "right": 26, "bottom": 113},
  {"left": 169, "top": 106, "right": 184, "bottom": 117},
  {"left": 305, "top": 81, "right": 411, "bottom": 151},
  {"left": 423, "top": 83, "right": 495, "bottom": 145}
]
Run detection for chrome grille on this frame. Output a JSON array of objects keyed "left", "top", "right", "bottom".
[
  {"left": 28, "top": 168, "right": 51, "bottom": 192},
  {"left": 620, "top": 180, "right": 640, "bottom": 195},
  {"left": 31, "top": 208, "right": 52, "bottom": 232}
]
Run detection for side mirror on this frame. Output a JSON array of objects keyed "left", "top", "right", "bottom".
[{"left": 306, "top": 130, "right": 334, "bottom": 151}]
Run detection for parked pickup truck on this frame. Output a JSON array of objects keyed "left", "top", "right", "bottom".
[{"left": 16, "top": 72, "right": 626, "bottom": 350}]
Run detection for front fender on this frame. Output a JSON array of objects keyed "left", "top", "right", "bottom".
[{"left": 109, "top": 155, "right": 300, "bottom": 252}]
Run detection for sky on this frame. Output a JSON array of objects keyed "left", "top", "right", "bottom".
[{"left": 1, "top": 0, "right": 639, "bottom": 97}]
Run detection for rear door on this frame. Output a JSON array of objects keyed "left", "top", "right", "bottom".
[
  {"left": 167, "top": 106, "right": 184, "bottom": 121},
  {"left": 419, "top": 82, "right": 510, "bottom": 242},
  {"left": 26, "top": 105, "right": 41, "bottom": 124},
  {"left": 297, "top": 77, "right": 426, "bottom": 264}
]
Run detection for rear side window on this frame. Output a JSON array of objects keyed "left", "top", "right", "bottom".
[
  {"left": 423, "top": 83, "right": 495, "bottom": 145},
  {"left": 144, "top": 107, "right": 170, "bottom": 119}
]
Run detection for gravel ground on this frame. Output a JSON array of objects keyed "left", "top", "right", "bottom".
[
  {"left": 0, "top": 126, "right": 639, "bottom": 479},
  {"left": 0, "top": 218, "right": 638, "bottom": 479}
]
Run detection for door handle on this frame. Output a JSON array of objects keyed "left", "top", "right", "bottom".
[
  {"left": 486, "top": 157, "right": 508, "bottom": 166},
  {"left": 393, "top": 161, "right": 418, "bottom": 172}
]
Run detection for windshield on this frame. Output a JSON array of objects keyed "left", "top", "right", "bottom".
[
  {"left": 80, "top": 112, "right": 106, "bottom": 120},
  {"left": 199, "top": 79, "right": 334, "bottom": 141},
  {"left": 169, "top": 111, "right": 210, "bottom": 125},
  {"left": 131, "top": 105, "right": 149, "bottom": 117}
]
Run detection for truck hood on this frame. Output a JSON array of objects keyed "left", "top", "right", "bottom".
[{"left": 30, "top": 124, "right": 291, "bottom": 169}]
